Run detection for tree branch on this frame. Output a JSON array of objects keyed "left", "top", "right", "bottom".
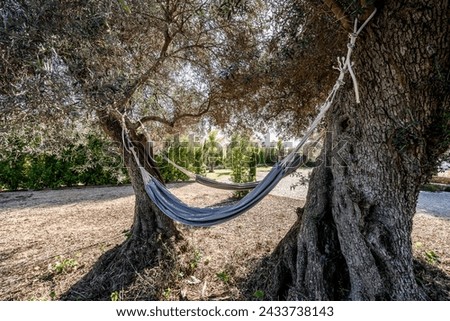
[
  {"left": 112, "top": 2, "right": 176, "bottom": 114},
  {"left": 137, "top": 96, "right": 212, "bottom": 128},
  {"left": 359, "top": 0, "right": 376, "bottom": 21},
  {"left": 322, "top": 0, "right": 352, "bottom": 32},
  {"left": 136, "top": 115, "right": 175, "bottom": 127}
]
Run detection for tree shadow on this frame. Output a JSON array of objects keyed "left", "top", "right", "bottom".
[
  {"left": 0, "top": 185, "right": 134, "bottom": 210},
  {"left": 61, "top": 234, "right": 185, "bottom": 301},
  {"left": 238, "top": 255, "right": 450, "bottom": 301},
  {"left": 414, "top": 258, "right": 450, "bottom": 300},
  {"left": 235, "top": 220, "right": 302, "bottom": 301}
]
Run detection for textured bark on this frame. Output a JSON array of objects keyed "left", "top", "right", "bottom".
[
  {"left": 63, "top": 111, "right": 184, "bottom": 300},
  {"left": 263, "top": 0, "right": 450, "bottom": 300}
]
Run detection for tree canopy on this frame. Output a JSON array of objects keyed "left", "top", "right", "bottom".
[{"left": 1, "top": 0, "right": 360, "bottom": 141}]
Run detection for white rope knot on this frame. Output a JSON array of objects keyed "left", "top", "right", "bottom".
[{"left": 336, "top": 57, "right": 345, "bottom": 72}]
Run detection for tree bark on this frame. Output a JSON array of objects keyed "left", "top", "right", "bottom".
[
  {"left": 260, "top": 0, "right": 450, "bottom": 300},
  {"left": 63, "top": 111, "right": 185, "bottom": 300}
]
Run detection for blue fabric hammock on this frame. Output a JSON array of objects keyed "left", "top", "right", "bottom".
[
  {"left": 124, "top": 11, "right": 377, "bottom": 226},
  {"left": 140, "top": 162, "right": 288, "bottom": 226}
]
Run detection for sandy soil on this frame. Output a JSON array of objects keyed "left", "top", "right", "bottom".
[{"left": 0, "top": 177, "right": 449, "bottom": 301}]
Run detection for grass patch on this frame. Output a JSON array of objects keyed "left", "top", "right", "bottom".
[
  {"left": 204, "top": 167, "right": 273, "bottom": 181},
  {"left": 204, "top": 169, "right": 232, "bottom": 180}
]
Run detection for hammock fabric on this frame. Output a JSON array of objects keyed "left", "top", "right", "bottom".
[
  {"left": 164, "top": 154, "right": 303, "bottom": 191},
  {"left": 161, "top": 156, "right": 259, "bottom": 190},
  {"left": 141, "top": 162, "right": 287, "bottom": 226}
]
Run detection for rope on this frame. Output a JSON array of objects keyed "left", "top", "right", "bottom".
[
  {"left": 280, "top": 9, "right": 377, "bottom": 167},
  {"left": 162, "top": 156, "right": 197, "bottom": 179},
  {"left": 119, "top": 113, "right": 155, "bottom": 185}
]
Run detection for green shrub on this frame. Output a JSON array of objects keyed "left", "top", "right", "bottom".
[
  {"left": 0, "top": 135, "right": 28, "bottom": 190},
  {"left": 0, "top": 130, "right": 128, "bottom": 190},
  {"left": 156, "top": 135, "right": 207, "bottom": 182}
]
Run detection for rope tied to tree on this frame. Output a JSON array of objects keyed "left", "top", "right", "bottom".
[{"left": 280, "top": 9, "right": 377, "bottom": 168}]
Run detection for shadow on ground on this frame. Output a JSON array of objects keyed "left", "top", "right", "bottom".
[
  {"left": 414, "top": 258, "right": 450, "bottom": 300},
  {"left": 0, "top": 185, "right": 134, "bottom": 210},
  {"left": 60, "top": 234, "right": 185, "bottom": 301}
]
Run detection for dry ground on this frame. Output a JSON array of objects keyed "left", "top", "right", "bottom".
[{"left": 0, "top": 181, "right": 449, "bottom": 301}]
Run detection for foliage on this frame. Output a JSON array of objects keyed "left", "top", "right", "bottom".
[
  {"left": 189, "top": 249, "right": 203, "bottom": 271},
  {"left": 216, "top": 271, "right": 230, "bottom": 283},
  {"left": 253, "top": 290, "right": 265, "bottom": 300},
  {"left": 193, "top": 146, "right": 207, "bottom": 175},
  {"left": 425, "top": 250, "right": 440, "bottom": 265},
  {"left": 154, "top": 132, "right": 289, "bottom": 184},
  {"left": 49, "top": 291, "right": 56, "bottom": 300},
  {"left": 0, "top": 0, "right": 266, "bottom": 141},
  {"left": 155, "top": 135, "right": 206, "bottom": 182},
  {"left": 203, "top": 131, "right": 224, "bottom": 173},
  {"left": 51, "top": 257, "right": 78, "bottom": 274},
  {"left": 162, "top": 288, "right": 171, "bottom": 300},
  {"left": 0, "top": 134, "right": 27, "bottom": 191},
  {"left": 0, "top": 130, "right": 128, "bottom": 191},
  {"left": 156, "top": 139, "right": 190, "bottom": 183},
  {"left": 261, "top": 147, "right": 279, "bottom": 166},
  {"left": 110, "top": 291, "right": 120, "bottom": 301},
  {"left": 226, "top": 134, "right": 259, "bottom": 197}
]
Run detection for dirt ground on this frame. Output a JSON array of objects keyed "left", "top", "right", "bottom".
[{"left": 0, "top": 181, "right": 449, "bottom": 301}]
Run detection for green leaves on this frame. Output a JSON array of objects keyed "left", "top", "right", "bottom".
[
  {"left": 117, "top": 0, "right": 132, "bottom": 14},
  {"left": 0, "top": 130, "right": 128, "bottom": 191},
  {"left": 253, "top": 289, "right": 264, "bottom": 300},
  {"left": 156, "top": 135, "right": 207, "bottom": 182},
  {"left": 216, "top": 271, "right": 230, "bottom": 283},
  {"left": 51, "top": 257, "right": 79, "bottom": 274},
  {"left": 110, "top": 291, "right": 120, "bottom": 301},
  {"left": 425, "top": 250, "right": 440, "bottom": 264}
]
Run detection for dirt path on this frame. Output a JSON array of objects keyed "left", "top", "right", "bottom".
[
  {"left": 0, "top": 179, "right": 449, "bottom": 300},
  {"left": 417, "top": 192, "right": 450, "bottom": 218}
]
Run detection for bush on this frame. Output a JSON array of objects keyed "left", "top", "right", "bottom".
[
  {"left": 155, "top": 135, "right": 208, "bottom": 183},
  {"left": 156, "top": 138, "right": 191, "bottom": 183},
  {"left": 0, "top": 135, "right": 28, "bottom": 190},
  {"left": 0, "top": 131, "right": 128, "bottom": 191}
]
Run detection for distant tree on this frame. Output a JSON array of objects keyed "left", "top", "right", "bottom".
[
  {"left": 156, "top": 135, "right": 190, "bottom": 182},
  {"left": 203, "top": 130, "right": 223, "bottom": 172},
  {"left": 227, "top": 134, "right": 258, "bottom": 197}
]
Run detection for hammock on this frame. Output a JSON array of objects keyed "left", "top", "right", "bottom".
[
  {"left": 128, "top": 138, "right": 309, "bottom": 226},
  {"left": 162, "top": 153, "right": 303, "bottom": 191},
  {"left": 126, "top": 137, "right": 305, "bottom": 226},
  {"left": 140, "top": 161, "right": 287, "bottom": 226}
]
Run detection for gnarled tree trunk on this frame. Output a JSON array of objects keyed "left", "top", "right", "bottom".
[
  {"left": 260, "top": 0, "right": 449, "bottom": 300},
  {"left": 63, "top": 112, "right": 185, "bottom": 300}
]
